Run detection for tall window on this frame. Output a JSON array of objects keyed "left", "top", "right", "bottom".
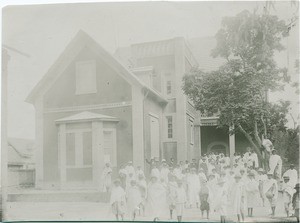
[
  {"left": 166, "top": 116, "right": 173, "bottom": 138},
  {"left": 75, "top": 60, "right": 97, "bottom": 95},
  {"left": 190, "top": 120, "right": 194, "bottom": 144},
  {"left": 166, "top": 80, "right": 172, "bottom": 95}
]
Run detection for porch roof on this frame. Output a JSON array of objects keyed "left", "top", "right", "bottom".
[{"left": 55, "top": 111, "right": 119, "bottom": 124}]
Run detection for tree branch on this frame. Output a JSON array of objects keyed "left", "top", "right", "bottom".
[{"left": 237, "top": 124, "right": 262, "bottom": 160}]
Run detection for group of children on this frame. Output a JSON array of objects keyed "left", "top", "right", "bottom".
[{"left": 105, "top": 151, "right": 299, "bottom": 222}]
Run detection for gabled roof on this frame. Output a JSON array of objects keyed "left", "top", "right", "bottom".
[
  {"left": 55, "top": 111, "right": 119, "bottom": 124},
  {"left": 8, "top": 138, "right": 35, "bottom": 165},
  {"left": 8, "top": 137, "right": 35, "bottom": 158},
  {"left": 25, "top": 30, "right": 167, "bottom": 104}
]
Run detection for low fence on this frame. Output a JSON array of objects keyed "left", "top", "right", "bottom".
[{"left": 8, "top": 169, "right": 35, "bottom": 188}]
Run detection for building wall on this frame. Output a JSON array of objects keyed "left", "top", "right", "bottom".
[
  {"left": 143, "top": 95, "right": 164, "bottom": 174},
  {"left": 44, "top": 46, "right": 132, "bottom": 109},
  {"left": 42, "top": 107, "right": 133, "bottom": 188},
  {"left": 41, "top": 46, "right": 133, "bottom": 188}
]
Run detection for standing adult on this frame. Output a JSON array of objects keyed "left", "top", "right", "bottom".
[
  {"left": 283, "top": 164, "right": 298, "bottom": 187},
  {"left": 146, "top": 175, "right": 168, "bottom": 221},
  {"left": 269, "top": 149, "right": 282, "bottom": 179},
  {"left": 264, "top": 171, "right": 278, "bottom": 216},
  {"left": 228, "top": 173, "right": 246, "bottom": 222},
  {"left": 262, "top": 134, "right": 273, "bottom": 170}
]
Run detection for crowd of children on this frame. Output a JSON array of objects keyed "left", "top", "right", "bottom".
[{"left": 104, "top": 148, "right": 299, "bottom": 222}]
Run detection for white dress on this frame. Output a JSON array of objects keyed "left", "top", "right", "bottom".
[
  {"left": 228, "top": 181, "right": 246, "bottom": 215},
  {"left": 269, "top": 154, "right": 282, "bottom": 176},
  {"left": 127, "top": 185, "right": 142, "bottom": 214},
  {"left": 283, "top": 169, "right": 298, "bottom": 187},
  {"left": 214, "top": 184, "right": 228, "bottom": 216},
  {"left": 187, "top": 173, "right": 200, "bottom": 206},
  {"left": 146, "top": 181, "right": 168, "bottom": 219},
  {"left": 245, "top": 179, "right": 259, "bottom": 208}
]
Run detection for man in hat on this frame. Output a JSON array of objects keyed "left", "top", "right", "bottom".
[
  {"left": 189, "top": 158, "right": 198, "bottom": 171},
  {"left": 269, "top": 149, "right": 282, "bottom": 179},
  {"left": 283, "top": 164, "right": 298, "bottom": 188},
  {"left": 292, "top": 183, "right": 300, "bottom": 222},
  {"left": 264, "top": 171, "right": 278, "bottom": 216},
  {"left": 198, "top": 168, "right": 207, "bottom": 184},
  {"left": 126, "top": 161, "right": 136, "bottom": 178},
  {"left": 145, "top": 157, "right": 156, "bottom": 175},
  {"left": 282, "top": 176, "right": 295, "bottom": 217},
  {"left": 198, "top": 156, "right": 208, "bottom": 175},
  {"left": 228, "top": 173, "right": 246, "bottom": 222},
  {"left": 245, "top": 170, "right": 259, "bottom": 217}
]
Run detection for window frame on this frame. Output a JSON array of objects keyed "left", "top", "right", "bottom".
[
  {"left": 166, "top": 116, "right": 173, "bottom": 139},
  {"left": 75, "top": 60, "right": 97, "bottom": 95},
  {"left": 190, "top": 119, "right": 194, "bottom": 145}
]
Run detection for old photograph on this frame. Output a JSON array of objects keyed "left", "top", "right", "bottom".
[{"left": 2, "top": 0, "right": 299, "bottom": 222}]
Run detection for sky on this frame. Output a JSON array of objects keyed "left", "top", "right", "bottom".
[{"left": 2, "top": 1, "right": 299, "bottom": 139}]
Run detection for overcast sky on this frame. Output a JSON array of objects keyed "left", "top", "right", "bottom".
[{"left": 2, "top": 1, "right": 299, "bottom": 139}]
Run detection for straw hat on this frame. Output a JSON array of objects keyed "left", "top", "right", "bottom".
[
  {"left": 234, "top": 173, "right": 242, "bottom": 179},
  {"left": 217, "top": 178, "right": 226, "bottom": 185}
]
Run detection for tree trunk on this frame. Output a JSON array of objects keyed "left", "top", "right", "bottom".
[
  {"left": 237, "top": 124, "right": 263, "bottom": 161},
  {"left": 261, "top": 115, "right": 267, "bottom": 136},
  {"left": 254, "top": 120, "right": 262, "bottom": 146}
]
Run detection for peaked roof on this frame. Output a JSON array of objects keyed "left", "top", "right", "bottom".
[
  {"left": 55, "top": 111, "right": 119, "bottom": 124},
  {"left": 26, "top": 30, "right": 167, "bottom": 104},
  {"left": 8, "top": 137, "right": 35, "bottom": 158}
]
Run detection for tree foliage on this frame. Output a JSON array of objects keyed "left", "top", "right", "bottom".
[{"left": 183, "top": 10, "right": 290, "bottom": 160}]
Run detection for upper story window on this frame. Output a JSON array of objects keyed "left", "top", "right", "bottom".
[
  {"left": 166, "top": 116, "right": 173, "bottom": 139},
  {"left": 166, "top": 80, "right": 172, "bottom": 95},
  {"left": 190, "top": 119, "right": 194, "bottom": 145},
  {"left": 75, "top": 60, "right": 97, "bottom": 95}
]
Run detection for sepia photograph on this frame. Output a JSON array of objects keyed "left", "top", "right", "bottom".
[{"left": 1, "top": 0, "right": 299, "bottom": 222}]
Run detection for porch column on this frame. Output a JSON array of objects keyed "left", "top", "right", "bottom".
[
  {"left": 92, "top": 121, "right": 103, "bottom": 188},
  {"left": 229, "top": 125, "right": 235, "bottom": 166},
  {"left": 59, "top": 123, "right": 67, "bottom": 188}
]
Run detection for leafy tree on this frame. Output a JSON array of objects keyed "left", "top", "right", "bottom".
[{"left": 183, "top": 10, "right": 289, "bottom": 161}]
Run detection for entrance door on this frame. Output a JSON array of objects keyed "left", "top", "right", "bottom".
[
  {"left": 150, "top": 115, "right": 160, "bottom": 159},
  {"left": 64, "top": 130, "right": 94, "bottom": 189}
]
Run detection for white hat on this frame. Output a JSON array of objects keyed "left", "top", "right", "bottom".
[
  {"left": 258, "top": 168, "right": 264, "bottom": 172},
  {"left": 162, "top": 159, "right": 166, "bottom": 162},
  {"left": 128, "top": 161, "right": 133, "bottom": 164},
  {"left": 267, "top": 171, "right": 273, "bottom": 175}
]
